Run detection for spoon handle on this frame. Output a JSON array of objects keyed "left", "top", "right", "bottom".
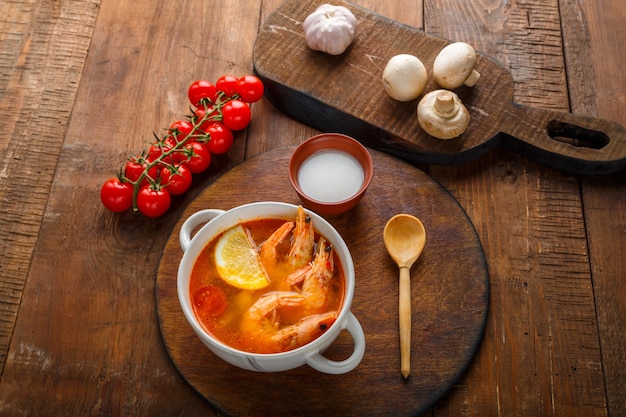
[{"left": 399, "top": 266, "right": 411, "bottom": 379}]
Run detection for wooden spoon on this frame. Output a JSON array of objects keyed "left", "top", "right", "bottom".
[{"left": 383, "top": 214, "right": 427, "bottom": 379}]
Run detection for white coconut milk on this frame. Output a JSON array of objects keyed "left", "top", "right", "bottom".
[{"left": 297, "top": 149, "right": 365, "bottom": 203}]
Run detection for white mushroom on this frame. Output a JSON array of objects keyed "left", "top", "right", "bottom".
[
  {"left": 417, "top": 89, "right": 470, "bottom": 139},
  {"left": 382, "top": 54, "right": 428, "bottom": 102},
  {"left": 433, "top": 42, "right": 480, "bottom": 89},
  {"left": 303, "top": 4, "right": 358, "bottom": 55}
]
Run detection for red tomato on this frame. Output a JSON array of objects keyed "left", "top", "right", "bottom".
[
  {"left": 124, "top": 159, "right": 145, "bottom": 183},
  {"left": 205, "top": 123, "right": 234, "bottom": 154},
  {"left": 181, "top": 141, "right": 212, "bottom": 173},
  {"left": 100, "top": 178, "right": 133, "bottom": 213},
  {"left": 216, "top": 74, "right": 238, "bottom": 97},
  {"left": 161, "top": 164, "right": 193, "bottom": 195},
  {"left": 137, "top": 186, "right": 171, "bottom": 218},
  {"left": 235, "top": 75, "right": 264, "bottom": 103},
  {"left": 193, "top": 285, "right": 227, "bottom": 317},
  {"left": 150, "top": 137, "right": 181, "bottom": 165},
  {"left": 192, "top": 107, "right": 219, "bottom": 133},
  {"left": 148, "top": 142, "right": 165, "bottom": 161},
  {"left": 124, "top": 158, "right": 158, "bottom": 185},
  {"left": 169, "top": 119, "right": 193, "bottom": 142},
  {"left": 221, "top": 99, "right": 251, "bottom": 131},
  {"left": 188, "top": 80, "right": 218, "bottom": 107}
]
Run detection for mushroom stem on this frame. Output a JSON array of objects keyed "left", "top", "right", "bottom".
[
  {"left": 433, "top": 90, "right": 457, "bottom": 116},
  {"left": 433, "top": 42, "right": 480, "bottom": 89},
  {"left": 417, "top": 89, "right": 470, "bottom": 139},
  {"left": 464, "top": 69, "right": 481, "bottom": 87}
]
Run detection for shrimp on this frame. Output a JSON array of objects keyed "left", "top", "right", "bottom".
[
  {"left": 258, "top": 206, "right": 314, "bottom": 274},
  {"left": 240, "top": 291, "right": 305, "bottom": 353},
  {"left": 286, "top": 236, "right": 334, "bottom": 315},
  {"left": 271, "top": 311, "right": 337, "bottom": 352},
  {"left": 258, "top": 221, "right": 294, "bottom": 268},
  {"left": 287, "top": 206, "right": 315, "bottom": 269},
  {"left": 240, "top": 291, "right": 336, "bottom": 353}
]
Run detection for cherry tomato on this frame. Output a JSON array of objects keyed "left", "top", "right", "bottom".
[
  {"left": 216, "top": 75, "right": 239, "bottom": 97},
  {"left": 235, "top": 75, "right": 264, "bottom": 103},
  {"left": 124, "top": 159, "right": 145, "bottom": 182},
  {"left": 149, "top": 137, "right": 181, "bottom": 164},
  {"left": 205, "top": 123, "right": 234, "bottom": 154},
  {"left": 160, "top": 164, "right": 193, "bottom": 195},
  {"left": 137, "top": 186, "right": 171, "bottom": 218},
  {"left": 192, "top": 107, "right": 219, "bottom": 133},
  {"left": 188, "top": 80, "right": 218, "bottom": 107},
  {"left": 169, "top": 119, "right": 193, "bottom": 142},
  {"left": 100, "top": 178, "right": 133, "bottom": 213},
  {"left": 181, "top": 141, "right": 212, "bottom": 173},
  {"left": 148, "top": 142, "right": 165, "bottom": 161},
  {"left": 221, "top": 99, "right": 251, "bottom": 131},
  {"left": 124, "top": 158, "right": 158, "bottom": 185},
  {"left": 193, "top": 285, "right": 227, "bottom": 317}
]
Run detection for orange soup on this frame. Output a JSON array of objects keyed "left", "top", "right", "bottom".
[{"left": 189, "top": 213, "right": 345, "bottom": 354}]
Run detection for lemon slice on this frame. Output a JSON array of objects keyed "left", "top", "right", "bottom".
[{"left": 214, "top": 225, "right": 270, "bottom": 290}]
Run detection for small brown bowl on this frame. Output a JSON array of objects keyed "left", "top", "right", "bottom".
[{"left": 289, "top": 133, "right": 374, "bottom": 215}]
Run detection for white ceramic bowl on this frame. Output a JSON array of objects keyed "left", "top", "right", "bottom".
[{"left": 177, "top": 202, "right": 366, "bottom": 374}]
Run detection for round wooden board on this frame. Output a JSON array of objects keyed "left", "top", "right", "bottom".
[{"left": 156, "top": 147, "right": 489, "bottom": 417}]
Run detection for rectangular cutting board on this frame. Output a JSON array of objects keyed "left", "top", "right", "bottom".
[{"left": 253, "top": 0, "right": 626, "bottom": 175}]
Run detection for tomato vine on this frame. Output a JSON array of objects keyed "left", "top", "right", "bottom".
[{"left": 100, "top": 74, "right": 264, "bottom": 218}]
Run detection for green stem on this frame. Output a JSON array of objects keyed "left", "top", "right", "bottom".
[{"left": 127, "top": 96, "right": 229, "bottom": 212}]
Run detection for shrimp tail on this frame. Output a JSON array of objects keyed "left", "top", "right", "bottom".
[
  {"left": 286, "top": 264, "right": 312, "bottom": 286},
  {"left": 259, "top": 221, "right": 295, "bottom": 267}
]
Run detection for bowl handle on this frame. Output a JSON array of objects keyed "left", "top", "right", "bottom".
[
  {"left": 179, "top": 209, "right": 226, "bottom": 252},
  {"left": 304, "top": 312, "right": 366, "bottom": 374}
]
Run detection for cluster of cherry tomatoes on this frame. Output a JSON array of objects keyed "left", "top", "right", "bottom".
[{"left": 100, "top": 74, "right": 264, "bottom": 218}]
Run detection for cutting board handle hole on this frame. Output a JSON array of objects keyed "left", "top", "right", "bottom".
[{"left": 546, "top": 120, "right": 609, "bottom": 149}]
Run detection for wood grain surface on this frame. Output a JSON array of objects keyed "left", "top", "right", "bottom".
[
  {"left": 0, "top": 0, "right": 624, "bottom": 416},
  {"left": 156, "top": 147, "right": 489, "bottom": 417},
  {"left": 253, "top": 0, "right": 626, "bottom": 174},
  {"left": 0, "top": 0, "right": 99, "bottom": 373}
]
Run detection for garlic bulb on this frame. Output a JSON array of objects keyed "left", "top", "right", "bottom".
[{"left": 303, "top": 4, "right": 358, "bottom": 55}]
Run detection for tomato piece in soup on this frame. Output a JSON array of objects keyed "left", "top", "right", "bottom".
[{"left": 193, "top": 285, "right": 228, "bottom": 317}]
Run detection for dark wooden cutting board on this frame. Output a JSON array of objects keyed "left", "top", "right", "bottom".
[
  {"left": 252, "top": 0, "right": 626, "bottom": 175},
  {"left": 156, "top": 147, "right": 489, "bottom": 417}
]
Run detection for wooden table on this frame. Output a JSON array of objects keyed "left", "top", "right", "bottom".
[{"left": 1, "top": 0, "right": 624, "bottom": 415}]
